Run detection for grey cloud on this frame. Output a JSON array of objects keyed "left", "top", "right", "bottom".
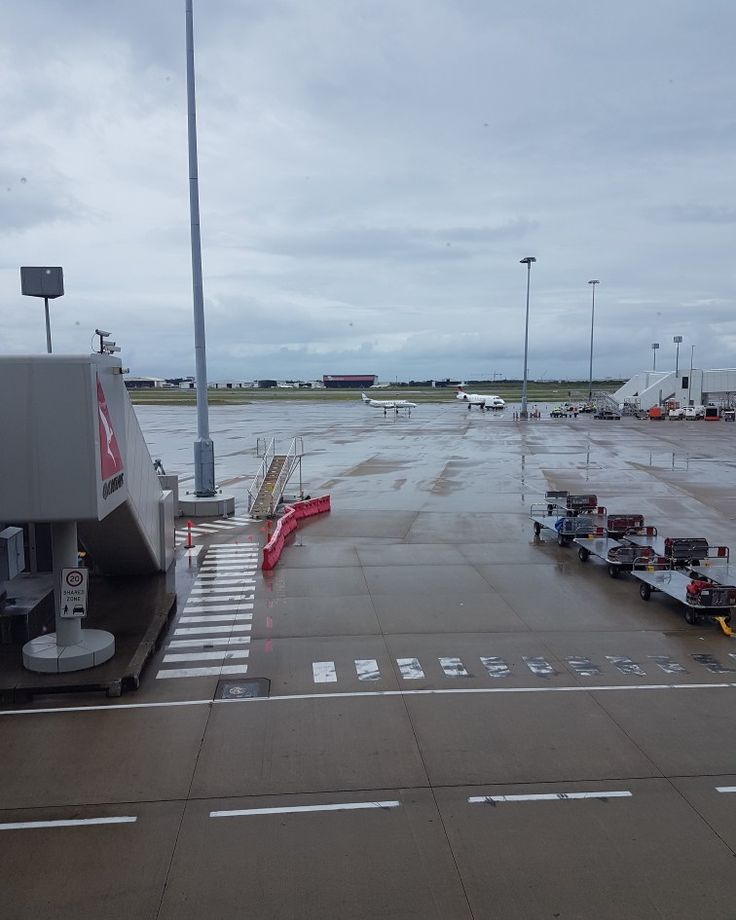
[
  {"left": 245, "top": 219, "right": 536, "bottom": 261},
  {"left": 654, "top": 204, "right": 736, "bottom": 225}
]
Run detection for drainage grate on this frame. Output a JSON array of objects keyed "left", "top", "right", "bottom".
[{"left": 216, "top": 678, "right": 271, "bottom": 700}]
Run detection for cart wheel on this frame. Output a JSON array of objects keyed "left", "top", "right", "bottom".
[
  {"left": 533, "top": 522, "right": 541, "bottom": 536},
  {"left": 684, "top": 608, "right": 699, "bottom": 625},
  {"left": 639, "top": 582, "right": 651, "bottom": 600},
  {"left": 608, "top": 563, "right": 619, "bottom": 578},
  {"left": 578, "top": 547, "right": 590, "bottom": 562}
]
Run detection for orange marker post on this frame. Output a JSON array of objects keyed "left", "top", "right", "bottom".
[{"left": 186, "top": 520, "right": 193, "bottom": 549}]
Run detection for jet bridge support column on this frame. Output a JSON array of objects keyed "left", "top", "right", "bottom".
[{"left": 22, "top": 521, "right": 115, "bottom": 673}]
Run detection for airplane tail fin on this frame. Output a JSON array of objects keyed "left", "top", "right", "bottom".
[{"left": 361, "top": 393, "right": 369, "bottom": 403}]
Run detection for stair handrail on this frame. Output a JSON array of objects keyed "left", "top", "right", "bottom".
[
  {"left": 247, "top": 437, "right": 276, "bottom": 513},
  {"left": 267, "top": 436, "right": 304, "bottom": 515}
]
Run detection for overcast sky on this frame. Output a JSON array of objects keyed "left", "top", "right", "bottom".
[{"left": 1, "top": 0, "right": 735, "bottom": 382}]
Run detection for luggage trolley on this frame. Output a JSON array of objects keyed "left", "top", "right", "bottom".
[
  {"left": 529, "top": 492, "right": 606, "bottom": 547},
  {"left": 631, "top": 539, "right": 735, "bottom": 625},
  {"left": 574, "top": 516, "right": 657, "bottom": 578}
]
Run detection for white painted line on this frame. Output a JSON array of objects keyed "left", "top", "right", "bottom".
[
  {"left": 195, "top": 572, "right": 257, "bottom": 580},
  {"left": 439, "top": 657, "right": 469, "bottom": 678},
  {"left": 313, "top": 661, "right": 337, "bottom": 683},
  {"left": 186, "top": 596, "right": 255, "bottom": 606},
  {"left": 179, "top": 614, "right": 253, "bottom": 623},
  {"left": 193, "top": 525, "right": 223, "bottom": 533},
  {"left": 174, "top": 625, "right": 253, "bottom": 635},
  {"left": 163, "top": 650, "right": 250, "bottom": 663},
  {"left": 183, "top": 546, "right": 204, "bottom": 559},
  {"left": 209, "top": 542, "right": 259, "bottom": 548},
  {"left": 480, "top": 656, "right": 511, "bottom": 678},
  {"left": 468, "top": 791, "right": 633, "bottom": 804},
  {"left": 198, "top": 566, "right": 257, "bottom": 573},
  {"left": 190, "top": 583, "right": 255, "bottom": 593},
  {"left": 207, "top": 522, "right": 241, "bottom": 529},
  {"left": 355, "top": 659, "right": 381, "bottom": 681},
  {"left": 397, "top": 658, "right": 425, "bottom": 680},
  {"left": 716, "top": 786, "right": 736, "bottom": 793},
  {"left": 183, "top": 603, "right": 254, "bottom": 614},
  {"left": 204, "top": 550, "right": 258, "bottom": 556},
  {"left": 4, "top": 682, "right": 736, "bottom": 717},
  {"left": 0, "top": 816, "right": 138, "bottom": 830},
  {"left": 156, "top": 665, "right": 249, "bottom": 679},
  {"left": 210, "top": 801, "right": 400, "bottom": 818},
  {"left": 168, "top": 636, "right": 251, "bottom": 649}
]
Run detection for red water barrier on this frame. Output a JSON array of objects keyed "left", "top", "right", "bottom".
[{"left": 261, "top": 495, "right": 331, "bottom": 570}]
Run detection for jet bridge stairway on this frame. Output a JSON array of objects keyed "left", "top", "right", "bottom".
[{"left": 248, "top": 437, "right": 304, "bottom": 518}]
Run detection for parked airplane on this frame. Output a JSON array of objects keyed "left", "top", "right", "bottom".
[
  {"left": 361, "top": 393, "right": 417, "bottom": 416},
  {"left": 455, "top": 385, "right": 505, "bottom": 410}
]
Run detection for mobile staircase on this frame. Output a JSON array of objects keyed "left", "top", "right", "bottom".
[
  {"left": 247, "top": 436, "right": 305, "bottom": 518},
  {"left": 593, "top": 390, "right": 623, "bottom": 414}
]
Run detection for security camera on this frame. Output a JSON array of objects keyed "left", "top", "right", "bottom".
[{"left": 95, "top": 329, "right": 111, "bottom": 337}]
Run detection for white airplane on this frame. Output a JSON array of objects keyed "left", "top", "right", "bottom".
[
  {"left": 455, "top": 385, "right": 505, "bottom": 411},
  {"left": 361, "top": 393, "right": 417, "bottom": 415}
]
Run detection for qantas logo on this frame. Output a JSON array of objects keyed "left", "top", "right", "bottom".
[{"left": 97, "top": 378, "right": 124, "bottom": 485}]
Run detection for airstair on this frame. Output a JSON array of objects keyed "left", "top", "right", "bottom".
[
  {"left": 592, "top": 390, "right": 623, "bottom": 413},
  {"left": 247, "top": 436, "right": 304, "bottom": 518}
]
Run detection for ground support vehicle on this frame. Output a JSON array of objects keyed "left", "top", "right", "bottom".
[
  {"left": 593, "top": 409, "right": 621, "bottom": 420},
  {"left": 632, "top": 566, "right": 736, "bottom": 625},
  {"left": 530, "top": 492, "right": 606, "bottom": 546},
  {"left": 574, "top": 521, "right": 656, "bottom": 578}
]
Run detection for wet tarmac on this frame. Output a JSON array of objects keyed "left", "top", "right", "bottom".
[{"left": 4, "top": 402, "right": 736, "bottom": 918}]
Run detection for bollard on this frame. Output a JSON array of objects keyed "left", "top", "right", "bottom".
[{"left": 186, "top": 520, "right": 193, "bottom": 549}]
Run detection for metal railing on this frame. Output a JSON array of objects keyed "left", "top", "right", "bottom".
[
  {"left": 247, "top": 437, "right": 276, "bottom": 513},
  {"left": 267, "top": 436, "right": 304, "bottom": 515}
]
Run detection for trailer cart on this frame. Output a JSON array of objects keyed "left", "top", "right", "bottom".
[
  {"left": 632, "top": 567, "right": 736, "bottom": 625},
  {"left": 530, "top": 492, "right": 608, "bottom": 547},
  {"left": 574, "top": 526, "right": 657, "bottom": 578}
]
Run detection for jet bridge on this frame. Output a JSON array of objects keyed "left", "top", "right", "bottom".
[{"left": 0, "top": 354, "right": 174, "bottom": 671}]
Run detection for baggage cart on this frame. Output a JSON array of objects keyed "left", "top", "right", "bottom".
[
  {"left": 632, "top": 565, "right": 736, "bottom": 625},
  {"left": 574, "top": 522, "right": 656, "bottom": 577},
  {"left": 530, "top": 492, "right": 607, "bottom": 546}
]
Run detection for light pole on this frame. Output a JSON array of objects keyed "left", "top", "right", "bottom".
[
  {"left": 673, "top": 335, "right": 683, "bottom": 378},
  {"left": 688, "top": 345, "right": 695, "bottom": 405},
  {"left": 651, "top": 342, "right": 659, "bottom": 371},
  {"left": 587, "top": 280, "right": 599, "bottom": 401},
  {"left": 519, "top": 257, "right": 536, "bottom": 419},
  {"left": 186, "top": 0, "right": 215, "bottom": 497}
]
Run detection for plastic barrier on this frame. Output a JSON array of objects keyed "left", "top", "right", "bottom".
[{"left": 262, "top": 495, "right": 331, "bottom": 570}]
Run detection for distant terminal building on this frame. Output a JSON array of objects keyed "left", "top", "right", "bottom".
[
  {"left": 614, "top": 368, "right": 736, "bottom": 411},
  {"left": 323, "top": 374, "right": 376, "bottom": 389}
]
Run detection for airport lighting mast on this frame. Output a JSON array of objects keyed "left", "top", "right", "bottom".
[
  {"left": 651, "top": 342, "right": 659, "bottom": 371},
  {"left": 186, "top": 0, "right": 215, "bottom": 498},
  {"left": 587, "top": 280, "right": 600, "bottom": 401},
  {"left": 519, "top": 257, "right": 536, "bottom": 419},
  {"left": 673, "top": 335, "right": 683, "bottom": 379}
]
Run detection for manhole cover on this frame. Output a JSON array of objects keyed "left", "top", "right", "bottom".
[{"left": 216, "top": 678, "right": 271, "bottom": 700}]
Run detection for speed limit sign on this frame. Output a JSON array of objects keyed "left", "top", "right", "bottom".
[{"left": 60, "top": 567, "right": 89, "bottom": 618}]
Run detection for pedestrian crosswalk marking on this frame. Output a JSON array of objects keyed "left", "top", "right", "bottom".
[
  {"left": 163, "top": 650, "right": 250, "bottom": 663},
  {"left": 156, "top": 664, "right": 249, "bottom": 680}
]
